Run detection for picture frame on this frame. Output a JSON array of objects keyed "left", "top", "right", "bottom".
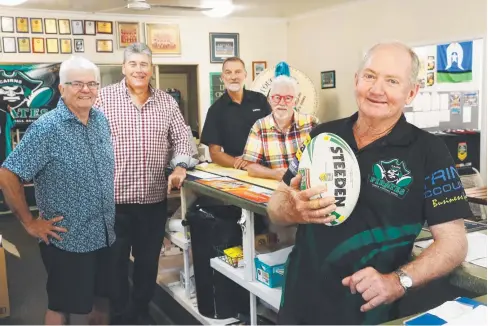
[
  {"left": 46, "top": 38, "right": 59, "bottom": 53},
  {"left": 96, "top": 39, "right": 113, "bottom": 53},
  {"left": 116, "top": 21, "right": 140, "bottom": 48},
  {"left": 30, "top": 18, "right": 43, "bottom": 33},
  {"left": 252, "top": 61, "right": 267, "bottom": 80},
  {"left": 32, "top": 37, "right": 45, "bottom": 53},
  {"left": 44, "top": 18, "right": 57, "bottom": 34},
  {"left": 96, "top": 21, "right": 113, "bottom": 34},
  {"left": 60, "top": 38, "right": 72, "bottom": 54},
  {"left": 71, "top": 20, "right": 84, "bottom": 35},
  {"left": 2, "top": 37, "right": 16, "bottom": 53},
  {"left": 1, "top": 16, "right": 14, "bottom": 33},
  {"left": 17, "top": 37, "right": 31, "bottom": 53},
  {"left": 16, "top": 17, "right": 29, "bottom": 33},
  {"left": 58, "top": 19, "right": 71, "bottom": 35},
  {"left": 84, "top": 20, "right": 96, "bottom": 35},
  {"left": 145, "top": 23, "right": 181, "bottom": 55},
  {"left": 209, "top": 32, "right": 239, "bottom": 63},
  {"left": 321, "top": 70, "right": 336, "bottom": 89},
  {"left": 74, "top": 39, "right": 85, "bottom": 53}
]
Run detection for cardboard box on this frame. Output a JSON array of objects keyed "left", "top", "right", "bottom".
[{"left": 0, "top": 235, "right": 10, "bottom": 318}]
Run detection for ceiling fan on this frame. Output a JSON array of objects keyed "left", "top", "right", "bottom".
[{"left": 101, "top": 0, "right": 214, "bottom": 12}]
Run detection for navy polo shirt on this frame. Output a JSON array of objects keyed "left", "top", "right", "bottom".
[
  {"left": 279, "top": 112, "right": 473, "bottom": 325},
  {"left": 200, "top": 89, "right": 271, "bottom": 157}
]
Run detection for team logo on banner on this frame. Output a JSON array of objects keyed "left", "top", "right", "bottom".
[
  {"left": 0, "top": 70, "right": 53, "bottom": 110},
  {"left": 436, "top": 41, "right": 473, "bottom": 83},
  {"left": 458, "top": 142, "right": 467, "bottom": 161}
]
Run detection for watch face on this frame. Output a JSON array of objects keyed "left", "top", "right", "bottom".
[{"left": 401, "top": 276, "right": 413, "bottom": 288}]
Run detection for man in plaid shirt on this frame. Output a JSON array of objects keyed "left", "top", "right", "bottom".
[
  {"left": 94, "top": 43, "right": 193, "bottom": 324},
  {"left": 242, "top": 75, "right": 318, "bottom": 180}
]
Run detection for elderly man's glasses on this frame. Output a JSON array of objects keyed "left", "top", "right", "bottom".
[
  {"left": 270, "top": 95, "right": 294, "bottom": 104},
  {"left": 65, "top": 81, "right": 100, "bottom": 91}
]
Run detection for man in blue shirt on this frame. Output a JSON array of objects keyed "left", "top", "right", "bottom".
[{"left": 0, "top": 56, "right": 115, "bottom": 325}]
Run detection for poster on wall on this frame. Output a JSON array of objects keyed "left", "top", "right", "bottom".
[
  {"left": 209, "top": 72, "right": 225, "bottom": 105},
  {"left": 437, "top": 41, "right": 473, "bottom": 83},
  {"left": 0, "top": 63, "right": 61, "bottom": 125},
  {"left": 449, "top": 92, "right": 462, "bottom": 115}
]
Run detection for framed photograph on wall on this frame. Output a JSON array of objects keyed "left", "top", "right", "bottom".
[
  {"left": 44, "top": 18, "right": 57, "bottom": 34},
  {"left": 74, "top": 39, "right": 84, "bottom": 53},
  {"left": 145, "top": 23, "right": 181, "bottom": 55},
  {"left": 32, "top": 37, "right": 45, "bottom": 53},
  {"left": 71, "top": 20, "right": 84, "bottom": 35},
  {"left": 116, "top": 22, "right": 140, "bottom": 48},
  {"left": 96, "top": 39, "right": 113, "bottom": 53},
  {"left": 96, "top": 21, "right": 113, "bottom": 34},
  {"left": 30, "top": 18, "right": 43, "bottom": 33},
  {"left": 16, "top": 17, "right": 29, "bottom": 33},
  {"left": 1, "top": 16, "right": 14, "bottom": 33},
  {"left": 46, "top": 38, "right": 59, "bottom": 53},
  {"left": 84, "top": 20, "right": 96, "bottom": 35},
  {"left": 58, "top": 19, "right": 71, "bottom": 35},
  {"left": 2, "top": 37, "right": 16, "bottom": 53},
  {"left": 60, "top": 38, "right": 72, "bottom": 54},
  {"left": 209, "top": 32, "right": 239, "bottom": 63},
  {"left": 252, "top": 61, "right": 267, "bottom": 80},
  {"left": 321, "top": 70, "right": 336, "bottom": 89},
  {"left": 17, "top": 37, "right": 31, "bottom": 53}
]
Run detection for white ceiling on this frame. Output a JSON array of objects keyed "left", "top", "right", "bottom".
[{"left": 3, "top": 0, "right": 358, "bottom": 18}]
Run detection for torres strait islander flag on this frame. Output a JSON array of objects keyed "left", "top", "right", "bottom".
[{"left": 437, "top": 41, "right": 473, "bottom": 83}]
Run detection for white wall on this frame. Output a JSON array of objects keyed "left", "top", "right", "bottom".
[
  {"left": 0, "top": 9, "right": 288, "bottom": 133},
  {"left": 287, "top": 0, "right": 487, "bottom": 122}
]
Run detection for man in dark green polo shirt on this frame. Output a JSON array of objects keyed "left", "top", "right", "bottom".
[
  {"left": 200, "top": 57, "right": 271, "bottom": 169},
  {"left": 267, "top": 42, "right": 471, "bottom": 324}
]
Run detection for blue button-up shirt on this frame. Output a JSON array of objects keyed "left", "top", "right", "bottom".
[{"left": 2, "top": 100, "right": 115, "bottom": 253}]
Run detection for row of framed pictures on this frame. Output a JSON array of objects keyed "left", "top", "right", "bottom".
[
  {"left": 0, "top": 16, "right": 113, "bottom": 35},
  {"left": 0, "top": 37, "right": 113, "bottom": 53}
]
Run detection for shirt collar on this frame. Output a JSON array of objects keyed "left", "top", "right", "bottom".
[
  {"left": 342, "top": 111, "right": 415, "bottom": 149},
  {"left": 57, "top": 98, "right": 97, "bottom": 122},
  {"left": 222, "top": 88, "right": 250, "bottom": 105}
]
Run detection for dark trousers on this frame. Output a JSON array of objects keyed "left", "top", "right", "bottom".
[{"left": 111, "top": 200, "right": 168, "bottom": 316}]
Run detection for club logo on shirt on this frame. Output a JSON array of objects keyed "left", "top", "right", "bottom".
[
  {"left": 369, "top": 159, "right": 413, "bottom": 199},
  {"left": 424, "top": 166, "right": 465, "bottom": 208},
  {"left": 457, "top": 142, "right": 467, "bottom": 161}
]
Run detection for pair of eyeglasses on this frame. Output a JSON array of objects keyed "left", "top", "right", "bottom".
[
  {"left": 65, "top": 81, "right": 100, "bottom": 90},
  {"left": 270, "top": 95, "right": 294, "bottom": 104}
]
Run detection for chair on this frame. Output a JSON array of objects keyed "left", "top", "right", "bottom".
[{"left": 460, "top": 167, "right": 486, "bottom": 220}]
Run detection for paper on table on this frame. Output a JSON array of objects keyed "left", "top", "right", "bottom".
[
  {"left": 463, "top": 106, "right": 472, "bottom": 123},
  {"left": 440, "top": 110, "right": 451, "bottom": 122},
  {"left": 187, "top": 169, "right": 220, "bottom": 179},
  {"left": 439, "top": 93, "right": 449, "bottom": 110},
  {"left": 415, "top": 232, "right": 487, "bottom": 262},
  {"left": 470, "top": 257, "right": 487, "bottom": 268},
  {"left": 445, "top": 305, "right": 487, "bottom": 325},
  {"left": 427, "top": 301, "right": 476, "bottom": 321}
]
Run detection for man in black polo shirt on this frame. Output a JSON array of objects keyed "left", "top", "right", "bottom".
[
  {"left": 267, "top": 42, "right": 471, "bottom": 325},
  {"left": 200, "top": 57, "right": 271, "bottom": 169}
]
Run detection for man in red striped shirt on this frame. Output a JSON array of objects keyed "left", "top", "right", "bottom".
[{"left": 95, "top": 43, "right": 193, "bottom": 325}]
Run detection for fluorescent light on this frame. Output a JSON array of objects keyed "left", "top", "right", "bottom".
[
  {"left": 0, "top": 0, "right": 28, "bottom": 6},
  {"left": 202, "top": 0, "right": 234, "bottom": 18}
]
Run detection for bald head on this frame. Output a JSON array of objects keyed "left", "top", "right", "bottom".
[{"left": 359, "top": 42, "right": 420, "bottom": 85}]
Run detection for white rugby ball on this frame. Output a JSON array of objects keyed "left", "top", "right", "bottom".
[{"left": 297, "top": 132, "right": 361, "bottom": 226}]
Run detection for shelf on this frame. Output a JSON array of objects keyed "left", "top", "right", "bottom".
[
  {"left": 160, "top": 281, "right": 238, "bottom": 325},
  {"left": 165, "top": 231, "right": 190, "bottom": 250},
  {"left": 210, "top": 257, "right": 282, "bottom": 310}
]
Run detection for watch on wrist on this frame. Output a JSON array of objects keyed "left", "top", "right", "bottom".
[
  {"left": 175, "top": 162, "right": 188, "bottom": 170},
  {"left": 394, "top": 269, "right": 413, "bottom": 294}
]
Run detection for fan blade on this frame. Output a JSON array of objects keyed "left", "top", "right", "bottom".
[
  {"left": 96, "top": 5, "right": 128, "bottom": 13},
  {"left": 149, "top": 4, "right": 213, "bottom": 11}
]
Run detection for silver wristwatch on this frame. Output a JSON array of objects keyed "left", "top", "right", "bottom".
[{"left": 394, "top": 269, "right": 413, "bottom": 293}]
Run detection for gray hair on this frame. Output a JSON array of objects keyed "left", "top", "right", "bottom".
[
  {"left": 269, "top": 75, "right": 299, "bottom": 96},
  {"left": 123, "top": 43, "right": 152, "bottom": 63},
  {"left": 59, "top": 56, "right": 100, "bottom": 85},
  {"left": 358, "top": 42, "right": 420, "bottom": 85}
]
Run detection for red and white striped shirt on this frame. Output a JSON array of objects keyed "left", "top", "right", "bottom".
[{"left": 95, "top": 79, "right": 192, "bottom": 204}]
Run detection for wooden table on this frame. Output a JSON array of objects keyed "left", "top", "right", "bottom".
[{"left": 465, "top": 187, "right": 487, "bottom": 205}]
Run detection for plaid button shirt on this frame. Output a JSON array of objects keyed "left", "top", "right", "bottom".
[
  {"left": 242, "top": 112, "right": 318, "bottom": 169},
  {"left": 95, "top": 79, "right": 192, "bottom": 204}
]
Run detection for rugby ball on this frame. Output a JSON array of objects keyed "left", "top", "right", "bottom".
[{"left": 297, "top": 132, "right": 361, "bottom": 226}]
